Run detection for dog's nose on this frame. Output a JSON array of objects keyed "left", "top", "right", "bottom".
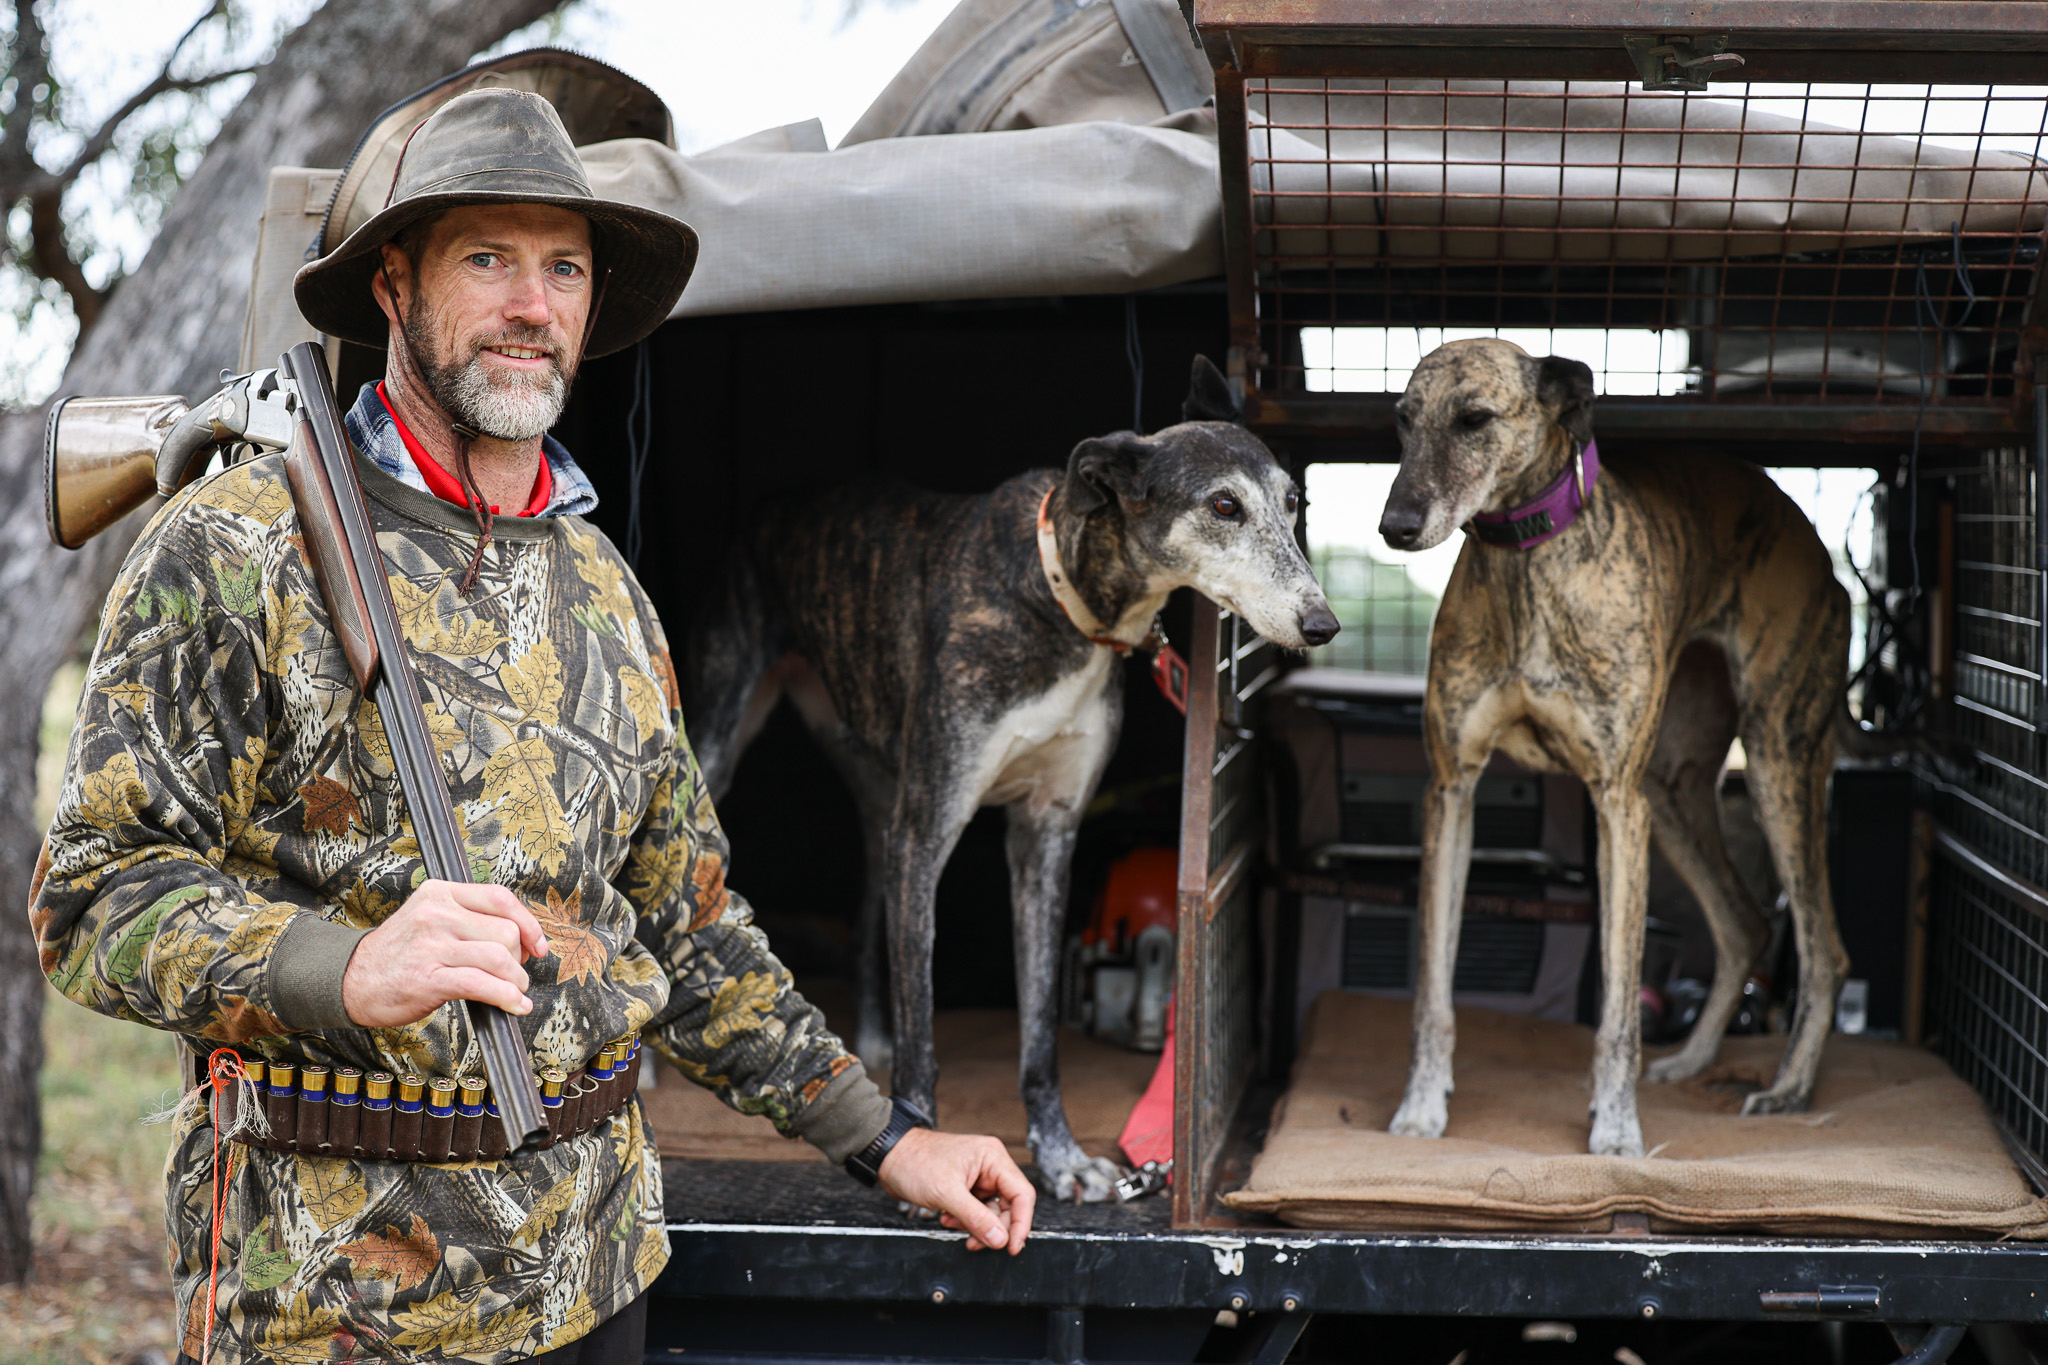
[
  {"left": 1380, "top": 507, "right": 1424, "bottom": 551},
  {"left": 1298, "top": 602, "right": 1341, "bottom": 648}
]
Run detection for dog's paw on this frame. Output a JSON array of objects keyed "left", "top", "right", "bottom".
[
  {"left": 1739, "top": 1086, "right": 1811, "bottom": 1118},
  {"left": 1046, "top": 1155, "right": 1125, "bottom": 1205},
  {"left": 1644, "top": 1049, "right": 1711, "bottom": 1084},
  {"left": 1588, "top": 1110, "right": 1646, "bottom": 1158},
  {"left": 1388, "top": 1091, "right": 1449, "bottom": 1139}
]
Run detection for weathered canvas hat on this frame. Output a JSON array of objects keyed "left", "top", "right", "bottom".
[{"left": 294, "top": 84, "right": 697, "bottom": 359}]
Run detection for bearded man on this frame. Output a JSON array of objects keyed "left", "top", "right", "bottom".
[{"left": 32, "top": 87, "right": 1034, "bottom": 1365}]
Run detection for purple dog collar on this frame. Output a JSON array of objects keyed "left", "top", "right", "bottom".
[{"left": 1469, "top": 439, "right": 1601, "bottom": 550}]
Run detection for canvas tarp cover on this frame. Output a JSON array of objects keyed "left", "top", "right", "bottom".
[
  {"left": 247, "top": 1, "right": 2048, "bottom": 356},
  {"left": 1226, "top": 992, "right": 2048, "bottom": 1239}
]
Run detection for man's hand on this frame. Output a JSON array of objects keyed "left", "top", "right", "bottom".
[
  {"left": 877, "top": 1128, "right": 1036, "bottom": 1255},
  {"left": 341, "top": 880, "right": 548, "bottom": 1027}
]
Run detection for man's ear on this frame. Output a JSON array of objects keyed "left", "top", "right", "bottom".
[
  {"left": 1535, "top": 354, "right": 1596, "bottom": 448},
  {"left": 1182, "top": 354, "right": 1242, "bottom": 424},
  {"left": 1064, "top": 432, "right": 1153, "bottom": 515}
]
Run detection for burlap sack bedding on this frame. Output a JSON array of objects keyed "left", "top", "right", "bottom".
[{"left": 1225, "top": 992, "right": 2048, "bottom": 1238}]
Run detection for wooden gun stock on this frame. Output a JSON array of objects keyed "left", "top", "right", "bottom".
[{"left": 277, "top": 342, "right": 549, "bottom": 1153}]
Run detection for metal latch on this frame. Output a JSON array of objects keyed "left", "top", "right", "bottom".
[
  {"left": 1758, "top": 1285, "right": 1882, "bottom": 1315},
  {"left": 1623, "top": 35, "right": 1746, "bottom": 92}
]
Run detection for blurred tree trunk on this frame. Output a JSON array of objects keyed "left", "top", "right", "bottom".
[{"left": 0, "top": 0, "right": 564, "bottom": 1284}]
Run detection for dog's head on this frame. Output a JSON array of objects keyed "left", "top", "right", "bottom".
[
  {"left": 1060, "top": 356, "right": 1339, "bottom": 650},
  {"left": 1379, "top": 338, "right": 1595, "bottom": 552}
]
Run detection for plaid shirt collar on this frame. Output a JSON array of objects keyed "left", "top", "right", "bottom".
[{"left": 344, "top": 382, "right": 599, "bottom": 519}]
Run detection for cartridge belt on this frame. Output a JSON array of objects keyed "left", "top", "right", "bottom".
[{"left": 189, "top": 1038, "right": 644, "bottom": 1162}]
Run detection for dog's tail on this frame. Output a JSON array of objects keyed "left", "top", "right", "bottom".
[
  {"left": 1833, "top": 703, "right": 1974, "bottom": 782},
  {"left": 680, "top": 533, "right": 782, "bottom": 802}
]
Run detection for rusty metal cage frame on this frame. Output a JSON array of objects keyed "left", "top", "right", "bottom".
[{"left": 1172, "top": 2, "right": 2048, "bottom": 1237}]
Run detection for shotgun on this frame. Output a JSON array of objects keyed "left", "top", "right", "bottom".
[{"left": 45, "top": 342, "right": 550, "bottom": 1154}]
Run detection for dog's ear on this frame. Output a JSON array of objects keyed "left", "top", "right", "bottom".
[
  {"left": 1065, "top": 432, "right": 1153, "bottom": 515},
  {"left": 1535, "top": 354, "right": 1596, "bottom": 448},
  {"left": 1183, "top": 354, "right": 1242, "bottom": 424}
]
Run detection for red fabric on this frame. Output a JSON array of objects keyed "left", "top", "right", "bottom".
[
  {"left": 375, "top": 382, "right": 551, "bottom": 517},
  {"left": 1118, "top": 1002, "right": 1175, "bottom": 1171}
]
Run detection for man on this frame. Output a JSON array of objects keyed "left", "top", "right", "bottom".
[{"left": 31, "top": 87, "right": 1034, "bottom": 1365}]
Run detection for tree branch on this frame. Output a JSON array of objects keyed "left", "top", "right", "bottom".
[
  {"left": 52, "top": 60, "right": 261, "bottom": 187},
  {"left": 26, "top": 185, "right": 99, "bottom": 329},
  {"left": 0, "top": 0, "right": 54, "bottom": 204}
]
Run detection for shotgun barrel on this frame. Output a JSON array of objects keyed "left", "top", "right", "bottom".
[{"left": 276, "top": 342, "right": 549, "bottom": 1154}]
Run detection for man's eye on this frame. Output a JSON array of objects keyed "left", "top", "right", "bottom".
[
  {"left": 551, "top": 261, "right": 582, "bottom": 278},
  {"left": 1212, "top": 495, "right": 1242, "bottom": 519},
  {"left": 469, "top": 253, "right": 496, "bottom": 269}
]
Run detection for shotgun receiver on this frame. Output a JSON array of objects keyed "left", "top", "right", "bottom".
[{"left": 46, "top": 342, "right": 550, "bottom": 1154}]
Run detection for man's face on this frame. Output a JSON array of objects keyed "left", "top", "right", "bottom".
[{"left": 378, "top": 203, "right": 594, "bottom": 441}]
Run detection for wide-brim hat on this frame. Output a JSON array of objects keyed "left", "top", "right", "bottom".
[{"left": 294, "top": 81, "right": 697, "bottom": 359}]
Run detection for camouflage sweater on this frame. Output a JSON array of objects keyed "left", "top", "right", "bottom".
[{"left": 31, "top": 433, "right": 889, "bottom": 1363}]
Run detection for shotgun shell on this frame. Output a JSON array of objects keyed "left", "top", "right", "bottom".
[
  {"left": 422, "top": 1079, "right": 458, "bottom": 1162},
  {"left": 479, "top": 1097, "right": 509, "bottom": 1161},
  {"left": 539, "top": 1068, "right": 567, "bottom": 1139},
  {"left": 328, "top": 1068, "right": 362, "bottom": 1156},
  {"left": 360, "top": 1073, "right": 394, "bottom": 1158},
  {"left": 295, "top": 1067, "right": 330, "bottom": 1151},
  {"left": 391, "top": 1075, "right": 426, "bottom": 1159},
  {"left": 264, "top": 1063, "right": 297, "bottom": 1144},
  {"left": 588, "top": 1045, "right": 616, "bottom": 1082},
  {"left": 451, "top": 1077, "right": 487, "bottom": 1158},
  {"left": 241, "top": 1058, "right": 267, "bottom": 1089}
]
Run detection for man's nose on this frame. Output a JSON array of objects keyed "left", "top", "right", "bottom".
[{"left": 501, "top": 270, "right": 555, "bottom": 328}]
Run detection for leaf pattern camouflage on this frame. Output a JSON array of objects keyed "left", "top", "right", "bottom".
[{"left": 31, "top": 447, "right": 876, "bottom": 1363}]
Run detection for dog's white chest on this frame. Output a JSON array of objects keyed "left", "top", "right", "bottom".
[{"left": 974, "top": 651, "right": 1118, "bottom": 812}]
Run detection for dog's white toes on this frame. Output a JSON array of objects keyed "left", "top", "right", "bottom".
[
  {"left": 1388, "top": 1092, "right": 1449, "bottom": 1139},
  {"left": 1739, "top": 1087, "right": 1811, "bottom": 1118},
  {"left": 1588, "top": 1115, "right": 1646, "bottom": 1158},
  {"left": 898, "top": 1200, "right": 941, "bottom": 1222},
  {"left": 1048, "top": 1156, "right": 1125, "bottom": 1205}
]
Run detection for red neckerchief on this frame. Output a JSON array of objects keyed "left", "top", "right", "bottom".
[{"left": 375, "top": 382, "right": 552, "bottom": 518}]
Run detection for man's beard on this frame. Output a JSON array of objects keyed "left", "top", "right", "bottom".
[{"left": 401, "top": 299, "right": 574, "bottom": 442}]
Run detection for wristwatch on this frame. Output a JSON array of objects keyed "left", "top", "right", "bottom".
[{"left": 845, "top": 1096, "right": 934, "bottom": 1187}]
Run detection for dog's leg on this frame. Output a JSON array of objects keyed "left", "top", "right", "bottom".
[
  {"left": 883, "top": 779, "right": 976, "bottom": 1122},
  {"left": 1390, "top": 765, "right": 1481, "bottom": 1139},
  {"left": 1737, "top": 726, "right": 1849, "bottom": 1117},
  {"left": 1642, "top": 772, "right": 1771, "bottom": 1083},
  {"left": 854, "top": 800, "right": 894, "bottom": 1074},
  {"left": 1642, "top": 647, "right": 1770, "bottom": 1084},
  {"left": 681, "top": 549, "right": 778, "bottom": 801},
  {"left": 1588, "top": 783, "right": 1654, "bottom": 1157},
  {"left": 1007, "top": 801, "right": 1122, "bottom": 1202}
]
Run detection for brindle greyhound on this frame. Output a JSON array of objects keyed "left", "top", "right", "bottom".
[
  {"left": 686, "top": 357, "right": 1339, "bottom": 1200},
  {"left": 1379, "top": 337, "right": 1855, "bottom": 1158}
]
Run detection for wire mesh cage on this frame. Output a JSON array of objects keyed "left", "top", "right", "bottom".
[
  {"left": 1175, "top": 5, "right": 2048, "bottom": 1219},
  {"left": 1242, "top": 79, "right": 2048, "bottom": 409}
]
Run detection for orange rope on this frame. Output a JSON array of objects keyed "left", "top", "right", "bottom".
[{"left": 202, "top": 1048, "right": 246, "bottom": 1365}]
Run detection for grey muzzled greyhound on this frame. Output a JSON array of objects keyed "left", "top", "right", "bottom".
[{"left": 684, "top": 356, "right": 1338, "bottom": 1200}]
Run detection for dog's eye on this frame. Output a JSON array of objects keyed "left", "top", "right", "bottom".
[
  {"left": 1212, "top": 495, "right": 1242, "bottom": 519},
  {"left": 1461, "top": 411, "right": 1494, "bottom": 430},
  {"left": 1394, "top": 410, "right": 1413, "bottom": 431},
  {"left": 1284, "top": 490, "right": 1300, "bottom": 515}
]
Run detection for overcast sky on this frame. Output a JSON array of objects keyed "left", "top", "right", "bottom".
[{"left": 3, "top": 0, "right": 960, "bottom": 402}]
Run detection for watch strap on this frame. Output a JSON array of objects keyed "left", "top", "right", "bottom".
[{"left": 845, "top": 1096, "right": 933, "bottom": 1187}]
